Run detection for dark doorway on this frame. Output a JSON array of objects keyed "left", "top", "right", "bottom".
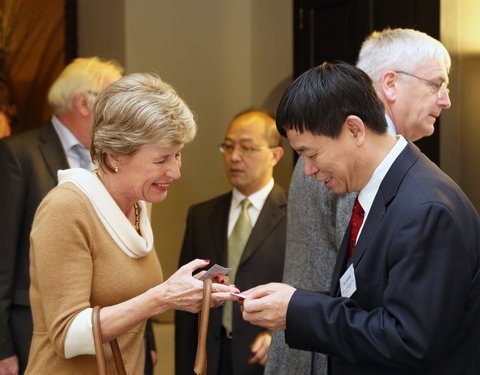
[{"left": 293, "top": 0, "right": 441, "bottom": 164}]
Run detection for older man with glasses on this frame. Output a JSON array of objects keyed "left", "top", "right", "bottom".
[
  {"left": 175, "top": 109, "right": 287, "bottom": 375},
  {"left": 266, "top": 28, "right": 452, "bottom": 375},
  {"left": 357, "top": 28, "right": 451, "bottom": 142}
]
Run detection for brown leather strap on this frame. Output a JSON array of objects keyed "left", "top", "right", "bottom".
[
  {"left": 109, "top": 339, "right": 127, "bottom": 375},
  {"left": 92, "top": 306, "right": 127, "bottom": 375},
  {"left": 194, "top": 278, "right": 212, "bottom": 375},
  {"left": 93, "top": 306, "right": 108, "bottom": 374}
]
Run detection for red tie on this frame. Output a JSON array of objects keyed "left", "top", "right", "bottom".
[{"left": 348, "top": 197, "right": 364, "bottom": 259}]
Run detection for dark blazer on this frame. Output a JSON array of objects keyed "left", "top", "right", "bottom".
[
  {"left": 0, "top": 121, "right": 68, "bottom": 370},
  {"left": 175, "top": 184, "right": 287, "bottom": 375},
  {"left": 285, "top": 143, "right": 480, "bottom": 375}
]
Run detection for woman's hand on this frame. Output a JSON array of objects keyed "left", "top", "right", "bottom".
[
  {"left": 159, "top": 259, "right": 239, "bottom": 313},
  {"left": 194, "top": 271, "right": 230, "bottom": 286},
  {"left": 98, "top": 259, "right": 241, "bottom": 340}
]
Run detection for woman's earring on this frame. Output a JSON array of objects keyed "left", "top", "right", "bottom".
[{"left": 114, "top": 166, "right": 119, "bottom": 173}]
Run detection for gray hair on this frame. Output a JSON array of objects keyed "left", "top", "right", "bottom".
[
  {"left": 91, "top": 72, "right": 197, "bottom": 171},
  {"left": 356, "top": 28, "right": 451, "bottom": 85},
  {"left": 48, "top": 57, "right": 124, "bottom": 114}
]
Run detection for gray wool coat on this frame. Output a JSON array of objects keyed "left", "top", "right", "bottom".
[{"left": 265, "top": 156, "right": 355, "bottom": 375}]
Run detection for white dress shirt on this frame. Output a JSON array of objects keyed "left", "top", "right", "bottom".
[
  {"left": 51, "top": 115, "right": 93, "bottom": 171},
  {"left": 356, "top": 135, "right": 408, "bottom": 240},
  {"left": 228, "top": 179, "right": 274, "bottom": 237}
]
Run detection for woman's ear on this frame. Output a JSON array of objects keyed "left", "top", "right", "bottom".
[{"left": 105, "top": 153, "right": 120, "bottom": 170}]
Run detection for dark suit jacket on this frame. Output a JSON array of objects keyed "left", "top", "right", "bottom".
[
  {"left": 285, "top": 143, "right": 480, "bottom": 375},
  {"left": 0, "top": 121, "right": 68, "bottom": 367},
  {"left": 175, "top": 184, "right": 287, "bottom": 375}
]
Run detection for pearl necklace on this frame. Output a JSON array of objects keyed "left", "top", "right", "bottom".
[{"left": 92, "top": 169, "right": 140, "bottom": 232}]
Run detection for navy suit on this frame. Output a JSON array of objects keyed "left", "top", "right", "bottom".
[
  {"left": 175, "top": 185, "right": 287, "bottom": 375},
  {"left": 285, "top": 142, "right": 480, "bottom": 374},
  {"left": 0, "top": 121, "right": 68, "bottom": 372}
]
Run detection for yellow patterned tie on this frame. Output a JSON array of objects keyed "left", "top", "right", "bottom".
[{"left": 222, "top": 199, "right": 252, "bottom": 337}]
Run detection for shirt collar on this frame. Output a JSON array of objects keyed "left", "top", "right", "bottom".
[
  {"left": 231, "top": 179, "right": 274, "bottom": 210},
  {"left": 51, "top": 115, "right": 82, "bottom": 153},
  {"left": 57, "top": 168, "right": 153, "bottom": 258},
  {"left": 385, "top": 113, "right": 398, "bottom": 136},
  {"left": 358, "top": 135, "right": 408, "bottom": 217}
]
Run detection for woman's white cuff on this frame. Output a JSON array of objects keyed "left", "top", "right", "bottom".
[{"left": 64, "top": 307, "right": 95, "bottom": 358}]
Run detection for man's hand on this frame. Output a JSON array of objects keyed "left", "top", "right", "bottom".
[
  {"left": 0, "top": 355, "right": 19, "bottom": 375},
  {"left": 248, "top": 331, "right": 272, "bottom": 366},
  {"left": 242, "top": 283, "right": 296, "bottom": 331},
  {"left": 149, "top": 350, "right": 157, "bottom": 366}
]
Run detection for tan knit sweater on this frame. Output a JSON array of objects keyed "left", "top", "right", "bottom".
[{"left": 26, "top": 182, "right": 163, "bottom": 374}]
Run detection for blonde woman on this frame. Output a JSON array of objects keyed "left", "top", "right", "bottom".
[{"left": 26, "top": 73, "right": 238, "bottom": 374}]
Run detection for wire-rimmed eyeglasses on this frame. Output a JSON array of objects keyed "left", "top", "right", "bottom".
[
  {"left": 395, "top": 71, "right": 449, "bottom": 98},
  {"left": 86, "top": 91, "right": 99, "bottom": 105},
  {"left": 87, "top": 90, "right": 99, "bottom": 96},
  {"left": 218, "top": 143, "right": 275, "bottom": 156}
]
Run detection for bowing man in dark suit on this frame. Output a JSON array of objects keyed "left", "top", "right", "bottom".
[
  {"left": 0, "top": 57, "right": 123, "bottom": 375},
  {"left": 242, "top": 62, "right": 480, "bottom": 375},
  {"left": 175, "top": 110, "right": 287, "bottom": 375}
]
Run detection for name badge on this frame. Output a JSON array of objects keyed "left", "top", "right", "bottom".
[{"left": 340, "top": 264, "right": 357, "bottom": 298}]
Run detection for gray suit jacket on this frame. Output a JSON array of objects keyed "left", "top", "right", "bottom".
[
  {"left": 175, "top": 184, "right": 287, "bottom": 375},
  {"left": 0, "top": 121, "right": 68, "bottom": 367},
  {"left": 265, "top": 157, "right": 355, "bottom": 375}
]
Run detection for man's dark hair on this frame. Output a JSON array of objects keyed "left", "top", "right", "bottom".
[{"left": 276, "top": 61, "right": 387, "bottom": 138}]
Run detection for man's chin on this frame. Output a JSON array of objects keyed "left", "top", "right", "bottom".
[
  {"left": 324, "top": 182, "right": 348, "bottom": 196},
  {"left": 228, "top": 177, "right": 244, "bottom": 188},
  {"left": 417, "top": 125, "right": 435, "bottom": 141}
]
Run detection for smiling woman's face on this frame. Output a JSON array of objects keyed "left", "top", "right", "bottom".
[{"left": 115, "top": 143, "right": 184, "bottom": 204}]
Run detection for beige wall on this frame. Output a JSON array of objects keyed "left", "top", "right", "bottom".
[
  {"left": 124, "top": 1, "right": 293, "bottom": 295},
  {"left": 77, "top": 0, "right": 126, "bottom": 64},
  {"left": 78, "top": 0, "right": 293, "bottom": 310},
  {"left": 441, "top": 0, "right": 480, "bottom": 211}
]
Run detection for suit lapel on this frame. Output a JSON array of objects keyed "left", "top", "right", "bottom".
[
  {"left": 331, "top": 142, "right": 421, "bottom": 296},
  {"left": 209, "top": 193, "right": 231, "bottom": 264},
  {"left": 38, "top": 121, "right": 69, "bottom": 182},
  {"left": 350, "top": 193, "right": 386, "bottom": 265},
  {"left": 330, "top": 234, "right": 350, "bottom": 296},
  {"left": 239, "top": 184, "right": 287, "bottom": 265}
]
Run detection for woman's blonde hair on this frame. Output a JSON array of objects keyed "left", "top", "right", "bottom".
[{"left": 91, "top": 73, "right": 197, "bottom": 171}]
